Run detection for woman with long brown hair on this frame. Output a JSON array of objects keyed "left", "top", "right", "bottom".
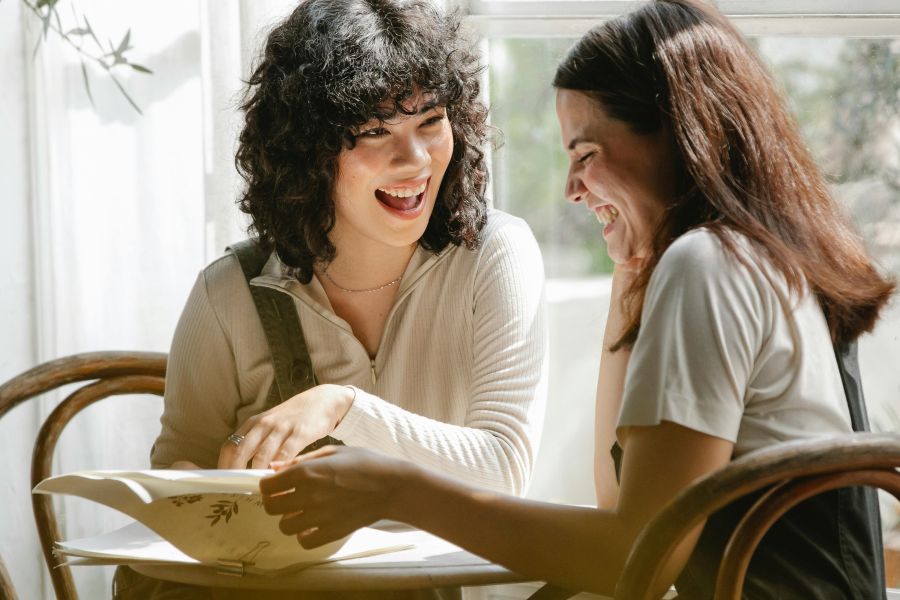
[{"left": 259, "top": 1, "right": 894, "bottom": 597}]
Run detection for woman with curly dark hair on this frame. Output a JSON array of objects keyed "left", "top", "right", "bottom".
[
  {"left": 115, "top": 1, "right": 547, "bottom": 597},
  {"left": 260, "top": 1, "right": 894, "bottom": 598},
  {"left": 151, "top": 0, "right": 547, "bottom": 482},
  {"left": 153, "top": 0, "right": 546, "bottom": 487}
]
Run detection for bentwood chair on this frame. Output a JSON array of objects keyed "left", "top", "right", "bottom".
[
  {"left": 0, "top": 351, "right": 167, "bottom": 600},
  {"left": 527, "top": 432, "right": 900, "bottom": 600},
  {"left": 614, "top": 432, "right": 900, "bottom": 599},
  {"left": 0, "top": 557, "right": 17, "bottom": 600}
]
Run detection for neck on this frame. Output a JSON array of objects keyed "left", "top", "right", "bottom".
[{"left": 321, "top": 233, "right": 416, "bottom": 291}]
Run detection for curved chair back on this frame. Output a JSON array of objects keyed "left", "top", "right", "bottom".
[
  {"left": 0, "top": 352, "right": 167, "bottom": 600},
  {"left": 615, "top": 432, "right": 900, "bottom": 600},
  {"left": 0, "top": 555, "right": 18, "bottom": 600}
]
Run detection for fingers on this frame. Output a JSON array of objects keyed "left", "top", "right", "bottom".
[
  {"left": 277, "top": 498, "right": 373, "bottom": 547},
  {"left": 261, "top": 446, "right": 339, "bottom": 492},
  {"left": 218, "top": 421, "right": 291, "bottom": 469},
  {"left": 220, "top": 420, "right": 326, "bottom": 470},
  {"left": 296, "top": 517, "right": 366, "bottom": 549},
  {"left": 250, "top": 428, "right": 293, "bottom": 469},
  {"left": 261, "top": 467, "right": 328, "bottom": 514},
  {"left": 263, "top": 434, "right": 310, "bottom": 470},
  {"left": 219, "top": 418, "right": 270, "bottom": 469}
]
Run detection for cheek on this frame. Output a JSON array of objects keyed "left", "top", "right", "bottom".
[
  {"left": 432, "top": 125, "right": 455, "bottom": 168},
  {"left": 582, "top": 163, "right": 608, "bottom": 196},
  {"left": 336, "top": 151, "right": 381, "bottom": 195}
]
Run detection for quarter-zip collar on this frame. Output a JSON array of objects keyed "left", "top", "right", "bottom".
[{"left": 248, "top": 243, "right": 455, "bottom": 368}]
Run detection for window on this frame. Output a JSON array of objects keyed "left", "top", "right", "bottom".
[{"left": 458, "top": 1, "right": 900, "bottom": 506}]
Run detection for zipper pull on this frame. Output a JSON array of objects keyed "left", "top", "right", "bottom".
[{"left": 370, "top": 359, "right": 376, "bottom": 385}]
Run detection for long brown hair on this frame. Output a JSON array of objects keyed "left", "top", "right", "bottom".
[{"left": 554, "top": 0, "right": 894, "bottom": 350}]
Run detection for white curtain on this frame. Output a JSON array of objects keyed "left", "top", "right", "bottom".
[{"left": 0, "top": 1, "right": 297, "bottom": 597}]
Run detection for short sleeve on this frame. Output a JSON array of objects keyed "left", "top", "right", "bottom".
[{"left": 617, "top": 230, "right": 765, "bottom": 443}]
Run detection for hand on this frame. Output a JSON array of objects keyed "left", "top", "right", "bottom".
[
  {"left": 218, "top": 384, "right": 356, "bottom": 470},
  {"left": 260, "top": 445, "right": 415, "bottom": 548}
]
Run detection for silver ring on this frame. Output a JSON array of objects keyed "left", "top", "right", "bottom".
[{"left": 226, "top": 433, "right": 245, "bottom": 446}]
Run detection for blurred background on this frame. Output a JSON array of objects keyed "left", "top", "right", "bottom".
[{"left": 2, "top": 1, "right": 898, "bottom": 597}]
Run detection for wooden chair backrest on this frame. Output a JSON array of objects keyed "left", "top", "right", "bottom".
[
  {"left": 0, "top": 352, "right": 167, "bottom": 600},
  {"left": 615, "top": 432, "right": 900, "bottom": 600}
]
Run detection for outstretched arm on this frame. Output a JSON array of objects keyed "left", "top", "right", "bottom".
[
  {"left": 593, "top": 266, "right": 636, "bottom": 508},
  {"left": 261, "top": 421, "right": 732, "bottom": 596}
]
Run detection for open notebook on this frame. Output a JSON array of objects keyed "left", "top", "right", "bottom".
[{"left": 34, "top": 469, "right": 413, "bottom": 575}]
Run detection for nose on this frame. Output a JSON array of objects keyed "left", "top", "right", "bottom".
[
  {"left": 391, "top": 133, "right": 430, "bottom": 170},
  {"left": 565, "top": 168, "right": 588, "bottom": 204}
]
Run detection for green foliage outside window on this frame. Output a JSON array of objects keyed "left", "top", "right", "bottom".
[{"left": 488, "top": 36, "right": 900, "bottom": 278}]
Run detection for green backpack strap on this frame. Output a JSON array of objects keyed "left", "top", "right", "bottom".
[{"left": 227, "top": 239, "right": 342, "bottom": 452}]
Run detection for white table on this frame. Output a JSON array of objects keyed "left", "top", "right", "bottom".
[{"left": 133, "top": 527, "right": 528, "bottom": 592}]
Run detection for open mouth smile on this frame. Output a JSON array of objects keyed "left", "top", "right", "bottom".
[
  {"left": 594, "top": 204, "right": 619, "bottom": 226},
  {"left": 375, "top": 179, "right": 429, "bottom": 219}
]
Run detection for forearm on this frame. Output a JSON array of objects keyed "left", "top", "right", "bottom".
[
  {"left": 335, "top": 390, "right": 534, "bottom": 494},
  {"left": 395, "top": 464, "right": 632, "bottom": 594},
  {"left": 593, "top": 267, "right": 633, "bottom": 506}
]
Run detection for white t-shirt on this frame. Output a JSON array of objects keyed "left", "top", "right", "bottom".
[{"left": 617, "top": 228, "right": 852, "bottom": 457}]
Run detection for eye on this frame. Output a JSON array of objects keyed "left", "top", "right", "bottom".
[
  {"left": 577, "top": 151, "right": 595, "bottom": 164},
  {"left": 358, "top": 127, "right": 388, "bottom": 139},
  {"left": 422, "top": 114, "right": 445, "bottom": 127}
]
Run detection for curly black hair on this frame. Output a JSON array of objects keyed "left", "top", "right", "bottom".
[{"left": 235, "top": 0, "right": 489, "bottom": 283}]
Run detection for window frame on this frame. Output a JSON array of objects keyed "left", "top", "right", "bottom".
[{"left": 455, "top": 1, "right": 900, "bottom": 37}]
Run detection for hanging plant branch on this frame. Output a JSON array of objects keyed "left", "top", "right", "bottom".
[{"left": 20, "top": 0, "right": 153, "bottom": 114}]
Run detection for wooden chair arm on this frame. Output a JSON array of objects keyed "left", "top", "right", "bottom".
[{"left": 615, "top": 432, "right": 900, "bottom": 600}]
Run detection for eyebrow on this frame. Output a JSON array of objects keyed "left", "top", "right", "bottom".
[
  {"left": 417, "top": 100, "right": 439, "bottom": 114},
  {"left": 361, "top": 100, "right": 442, "bottom": 131},
  {"left": 567, "top": 136, "right": 590, "bottom": 150}
]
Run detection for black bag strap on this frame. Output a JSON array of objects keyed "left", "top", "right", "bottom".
[
  {"left": 833, "top": 341, "right": 870, "bottom": 433},
  {"left": 228, "top": 239, "right": 317, "bottom": 405},
  {"left": 227, "top": 239, "right": 341, "bottom": 452}
]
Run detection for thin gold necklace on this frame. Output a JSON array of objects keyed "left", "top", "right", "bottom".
[{"left": 321, "top": 264, "right": 402, "bottom": 293}]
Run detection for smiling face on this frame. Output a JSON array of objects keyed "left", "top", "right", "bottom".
[
  {"left": 556, "top": 89, "right": 676, "bottom": 266},
  {"left": 332, "top": 91, "right": 454, "bottom": 252}
]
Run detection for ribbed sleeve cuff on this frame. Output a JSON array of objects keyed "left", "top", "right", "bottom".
[{"left": 331, "top": 386, "right": 375, "bottom": 443}]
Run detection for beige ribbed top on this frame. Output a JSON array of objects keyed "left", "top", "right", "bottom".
[{"left": 152, "top": 210, "right": 548, "bottom": 495}]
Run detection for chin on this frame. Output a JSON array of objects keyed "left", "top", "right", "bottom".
[{"left": 384, "top": 220, "right": 431, "bottom": 248}]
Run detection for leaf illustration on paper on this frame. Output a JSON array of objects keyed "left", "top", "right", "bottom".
[
  {"left": 169, "top": 494, "right": 204, "bottom": 507},
  {"left": 206, "top": 499, "right": 240, "bottom": 526}
]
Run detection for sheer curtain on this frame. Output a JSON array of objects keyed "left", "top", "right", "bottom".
[{"left": 0, "top": 1, "right": 296, "bottom": 597}]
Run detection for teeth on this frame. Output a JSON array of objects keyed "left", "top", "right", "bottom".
[
  {"left": 378, "top": 182, "right": 427, "bottom": 198},
  {"left": 595, "top": 206, "right": 619, "bottom": 226}
]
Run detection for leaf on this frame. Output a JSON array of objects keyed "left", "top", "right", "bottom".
[
  {"left": 83, "top": 16, "right": 102, "bottom": 49},
  {"left": 129, "top": 63, "right": 153, "bottom": 75},
  {"left": 116, "top": 29, "right": 132, "bottom": 55},
  {"left": 41, "top": 11, "right": 51, "bottom": 40},
  {"left": 104, "top": 29, "right": 133, "bottom": 65},
  {"left": 79, "top": 60, "right": 95, "bottom": 108},
  {"left": 109, "top": 74, "right": 143, "bottom": 115},
  {"left": 65, "top": 27, "right": 90, "bottom": 37}
]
